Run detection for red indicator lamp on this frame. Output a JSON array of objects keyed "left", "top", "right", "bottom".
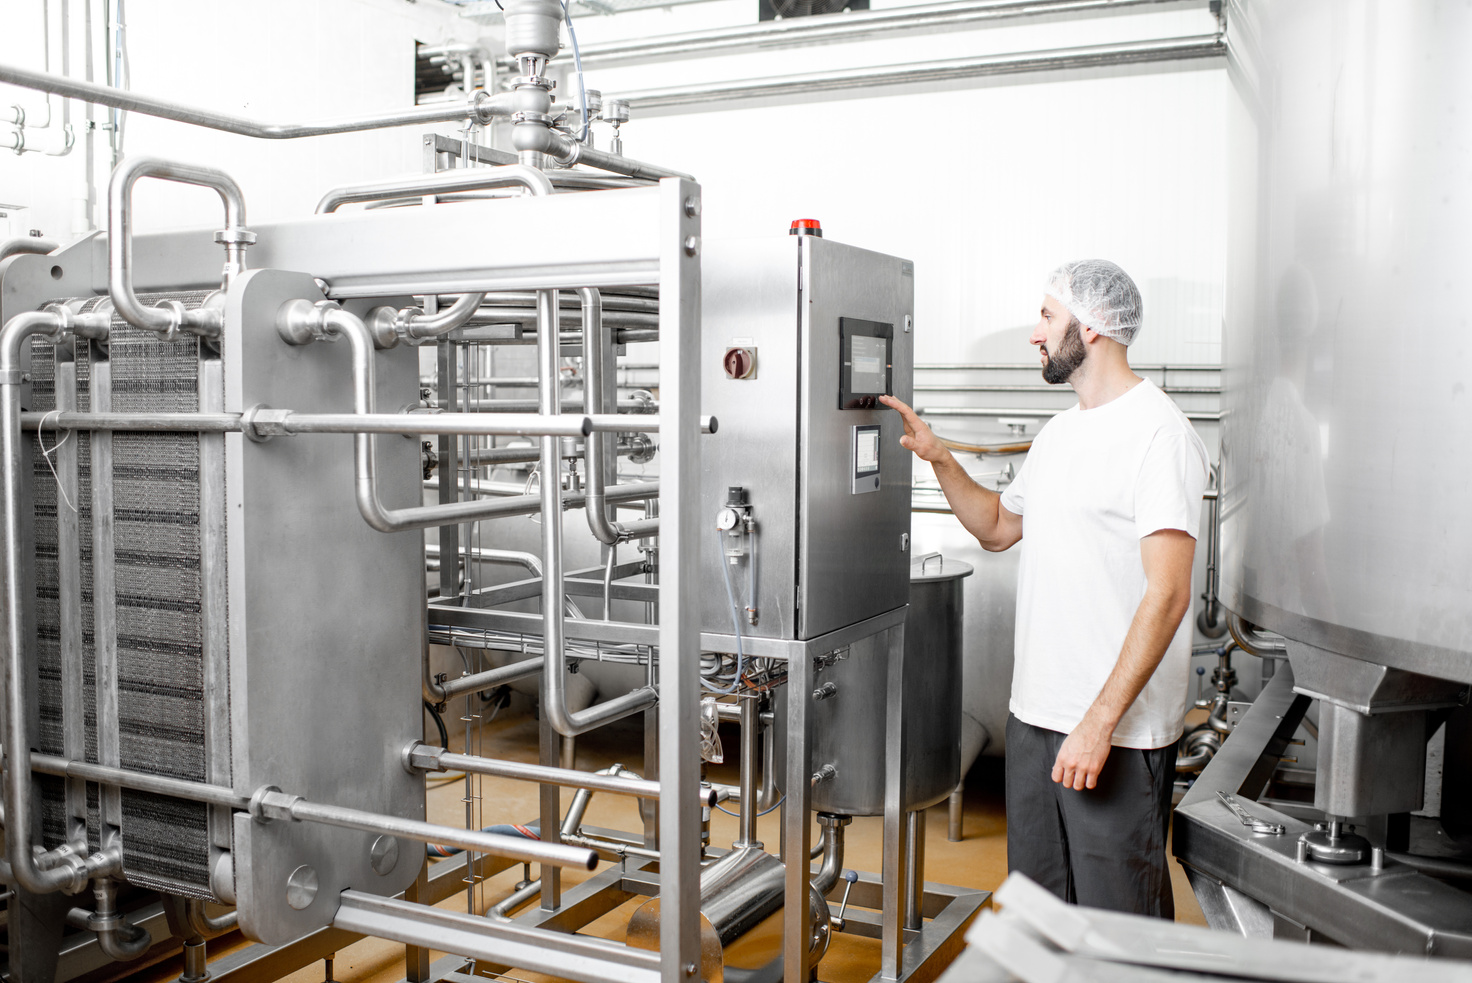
[{"left": 789, "top": 218, "right": 823, "bottom": 238}]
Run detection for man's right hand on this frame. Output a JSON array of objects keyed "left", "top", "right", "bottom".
[{"left": 879, "top": 395, "right": 950, "bottom": 464}]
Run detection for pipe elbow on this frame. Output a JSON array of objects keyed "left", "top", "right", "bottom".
[{"left": 356, "top": 478, "right": 397, "bottom": 534}]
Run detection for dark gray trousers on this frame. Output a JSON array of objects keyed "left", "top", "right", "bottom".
[{"left": 1005, "top": 713, "right": 1176, "bottom": 918}]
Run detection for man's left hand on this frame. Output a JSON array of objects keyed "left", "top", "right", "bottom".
[{"left": 1052, "top": 717, "right": 1114, "bottom": 790}]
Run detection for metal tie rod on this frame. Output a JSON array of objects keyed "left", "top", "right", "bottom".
[
  {"left": 406, "top": 743, "right": 718, "bottom": 806},
  {"left": 252, "top": 789, "right": 597, "bottom": 870},
  {"left": 23, "top": 753, "right": 595, "bottom": 870},
  {"left": 20, "top": 410, "right": 598, "bottom": 438},
  {"left": 20, "top": 411, "right": 715, "bottom": 437}
]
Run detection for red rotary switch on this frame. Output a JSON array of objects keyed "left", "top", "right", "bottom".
[{"left": 723, "top": 347, "right": 756, "bottom": 380}]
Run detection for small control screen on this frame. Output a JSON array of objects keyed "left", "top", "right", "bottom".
[
  {"left": 838, "top": 317, "right": 894, "bottom": 409},
  {"left": 852, "top": 424, "right": 882, "bottom": 494},
  {"left": 856, "top": 428, "right": 880, "bottom": 473}
]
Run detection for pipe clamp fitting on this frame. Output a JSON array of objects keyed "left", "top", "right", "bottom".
[
  {"left": 241, "top": 404, "right": 291, "bottom": 442},
  {"left": 249, "top": 786, "right": 299, "bottom": 824},
  {"left": 403, "top": 741, "right": 447, "bottom": 774},
  {"left": 214, "top": 228, "right": 257, "bottom": 246}
]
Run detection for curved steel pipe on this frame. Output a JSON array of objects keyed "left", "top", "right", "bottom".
[
  {"left": 279, "top": 302, "right": 595, "bottom": 534},
  {"left": 108, "top": 156, "right": 253, "bottom": 337},
  {"left": 0, "top": 62, "right": 488, "bottom": 139},
  {"left": 88, "top": 877, "right": 153, "bottom": 961},
  {"left": 1227, "top": 612, "right": 1288, "bottom": 657},
  {"left": 0, "top": 237, "right": 59, "bottom": 261},
  {"left": 405, "top": 292, "right": 485, "bottom": 342},
  {"left": 812, "top": 814, "right": 849, "bottom": 896},
  {"left": 536, "top": 287, "right": 657, "bottom": 737},
  {"left": 581, "top": 287, "right": 653, "bottom": 545},
  {"left": 316, "top": 163, "right": 552, "bottom": 214},
  {"left": 1, "top": 310, "right": 92, "bottom": 895}
]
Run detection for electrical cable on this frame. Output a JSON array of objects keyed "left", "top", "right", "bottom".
[
  {"left": 558, "top": 0, "right": 589, "bottom": 142},
  {"left": 423, "top": 699, "right": 451, "bottom": 751},
  {"left": 715, "top": 795, "right": 784, "bottom": 819}
]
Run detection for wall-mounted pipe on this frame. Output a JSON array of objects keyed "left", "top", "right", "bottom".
[
  {"left": 617, "top": 34, "right": 1225, "bottom": 112},
  {"left": 316, "top": 163, "right": 551, "bottom": 214},
  {"left": 525, "top": 0, "right": 1199, "bottom": 70},
  {"left": 0, "top": 62, "right": 488, "bottom": 139},
  {"left": 108, "top": 156, "right": 254, "bottom": 337}
]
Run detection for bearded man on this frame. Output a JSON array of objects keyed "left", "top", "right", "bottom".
[{"left": 882, "top": 259, "right": 1208, "bottom": 916}]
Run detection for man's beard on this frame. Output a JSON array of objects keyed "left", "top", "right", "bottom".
[{"left": 1041, "top": 318, "right": 1086, "bottom": 384}]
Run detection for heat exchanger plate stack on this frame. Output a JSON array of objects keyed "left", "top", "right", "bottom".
[{"left": 30, "top": 290, "right": 227, "bottom": 900}]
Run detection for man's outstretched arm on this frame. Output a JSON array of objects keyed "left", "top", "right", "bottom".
[
  {"left": 1051, "top": 528, "right": 1196, "bottom": 790},
  {"left": 880, "top": 394, "right": 1023, "bottom": 552}
]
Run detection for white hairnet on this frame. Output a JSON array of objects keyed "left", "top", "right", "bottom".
[{"left": 1044, "top": 259, "right": 1143, "bottom": 346}]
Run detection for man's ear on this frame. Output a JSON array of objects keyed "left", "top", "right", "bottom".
[{"left": 1080, "top": 324, "right": 1102, "bottom": 345}]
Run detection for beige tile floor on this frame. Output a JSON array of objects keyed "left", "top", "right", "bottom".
[{"left": 130, "top": 709, "right": 1203, "bottom": 983}]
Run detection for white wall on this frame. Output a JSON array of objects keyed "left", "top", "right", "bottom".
[
  {"left": 561, "top": 1, "right": 1228, "bottom": 372},
  {"left": 0, "top": 0, "right": 490, "bottom": 240}
]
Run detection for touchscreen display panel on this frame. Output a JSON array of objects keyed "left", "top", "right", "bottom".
[{"left": 849, "top": 335, "right": 888, "bottom": 394}]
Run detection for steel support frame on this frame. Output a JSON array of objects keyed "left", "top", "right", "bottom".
[
  {"left": 389, "top": 178, "right": 704, "bottom": 981},
  {"left": 701, "top": 606, "right": 983, "bottom": 983}
]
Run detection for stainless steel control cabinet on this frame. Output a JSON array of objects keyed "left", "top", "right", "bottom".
[{"left": 699, "top": 235, "right": 914, "bottom": 641}]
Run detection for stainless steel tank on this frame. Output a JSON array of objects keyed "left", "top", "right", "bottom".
[
  {"left": 775, "top": 555, "right": 971, "bottom": 815},
  {"left": 1220, "top": 0, "right": 1472, "bottom": 684}
]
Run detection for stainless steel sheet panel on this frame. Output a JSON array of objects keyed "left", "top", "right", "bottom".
[
  {"left": 699, "top": 238, "right": 802, "bottom": 640},
  {"left": 798, "top": 236, "right": 913, "bottom": 639},
  {"left": 224, "top": 270, "right": 424, "bottom": 944},
  {"left": 1220, "top": 0, "right": 1472, "bottom": 680}
]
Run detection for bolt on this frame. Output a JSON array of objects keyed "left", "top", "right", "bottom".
[
  {"left": 683, "top": 235, "right": 700, "bottom": 256},
  {"left": 684, "top": 962, "right": 697, "bottom": 976},
  {"left": 684, "top": 196, "right": 701, "bottom": 218}
]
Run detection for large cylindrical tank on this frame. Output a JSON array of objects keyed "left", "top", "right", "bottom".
[
  {"left": 774, "top": 556, "right": 971, "bottom": 815},
  {"left": 1220, "top": 0, "right": 1472, "bottom": 683}
]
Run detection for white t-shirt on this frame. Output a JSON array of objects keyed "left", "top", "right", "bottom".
[{"left": 999, "top": 378, "right": 1209, "bottom": 749}]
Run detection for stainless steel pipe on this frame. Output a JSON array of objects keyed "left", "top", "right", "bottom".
[
  {"left": 108, "top": 156, "right": 253, "bottom": 337},
  {"left": 536, "top": 286, "right": 659, "bottom": 737},
  {"left": 371, "top": 292, "right": 486, "bottom": 349},
  {"left": 316, "top": 163, "right": 553, "bottom": 214},
  {"left": 1, "top": 309, "right": 93, "bottom": 894},
  {"left": 534, "top": 0, "right": 1196, "bottom": 69},
  {"left": 620, "top": 34, "right": 1226, "bottom": 111},
  {"left": 582, "top": 287, "right": 659, "bottom": 544},
  {"left": 0, "top": 237, "right": 59, "bottom": 261},
  {"left": 0, "top": 62, "right": 487, "bottom": 138},
  {"left": 734, "top": 696, "right": 761, "bottom": 849}
]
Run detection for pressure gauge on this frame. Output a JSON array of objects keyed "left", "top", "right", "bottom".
[{"left": 715, "top": 507, "right": 741, "bottom": 531}]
